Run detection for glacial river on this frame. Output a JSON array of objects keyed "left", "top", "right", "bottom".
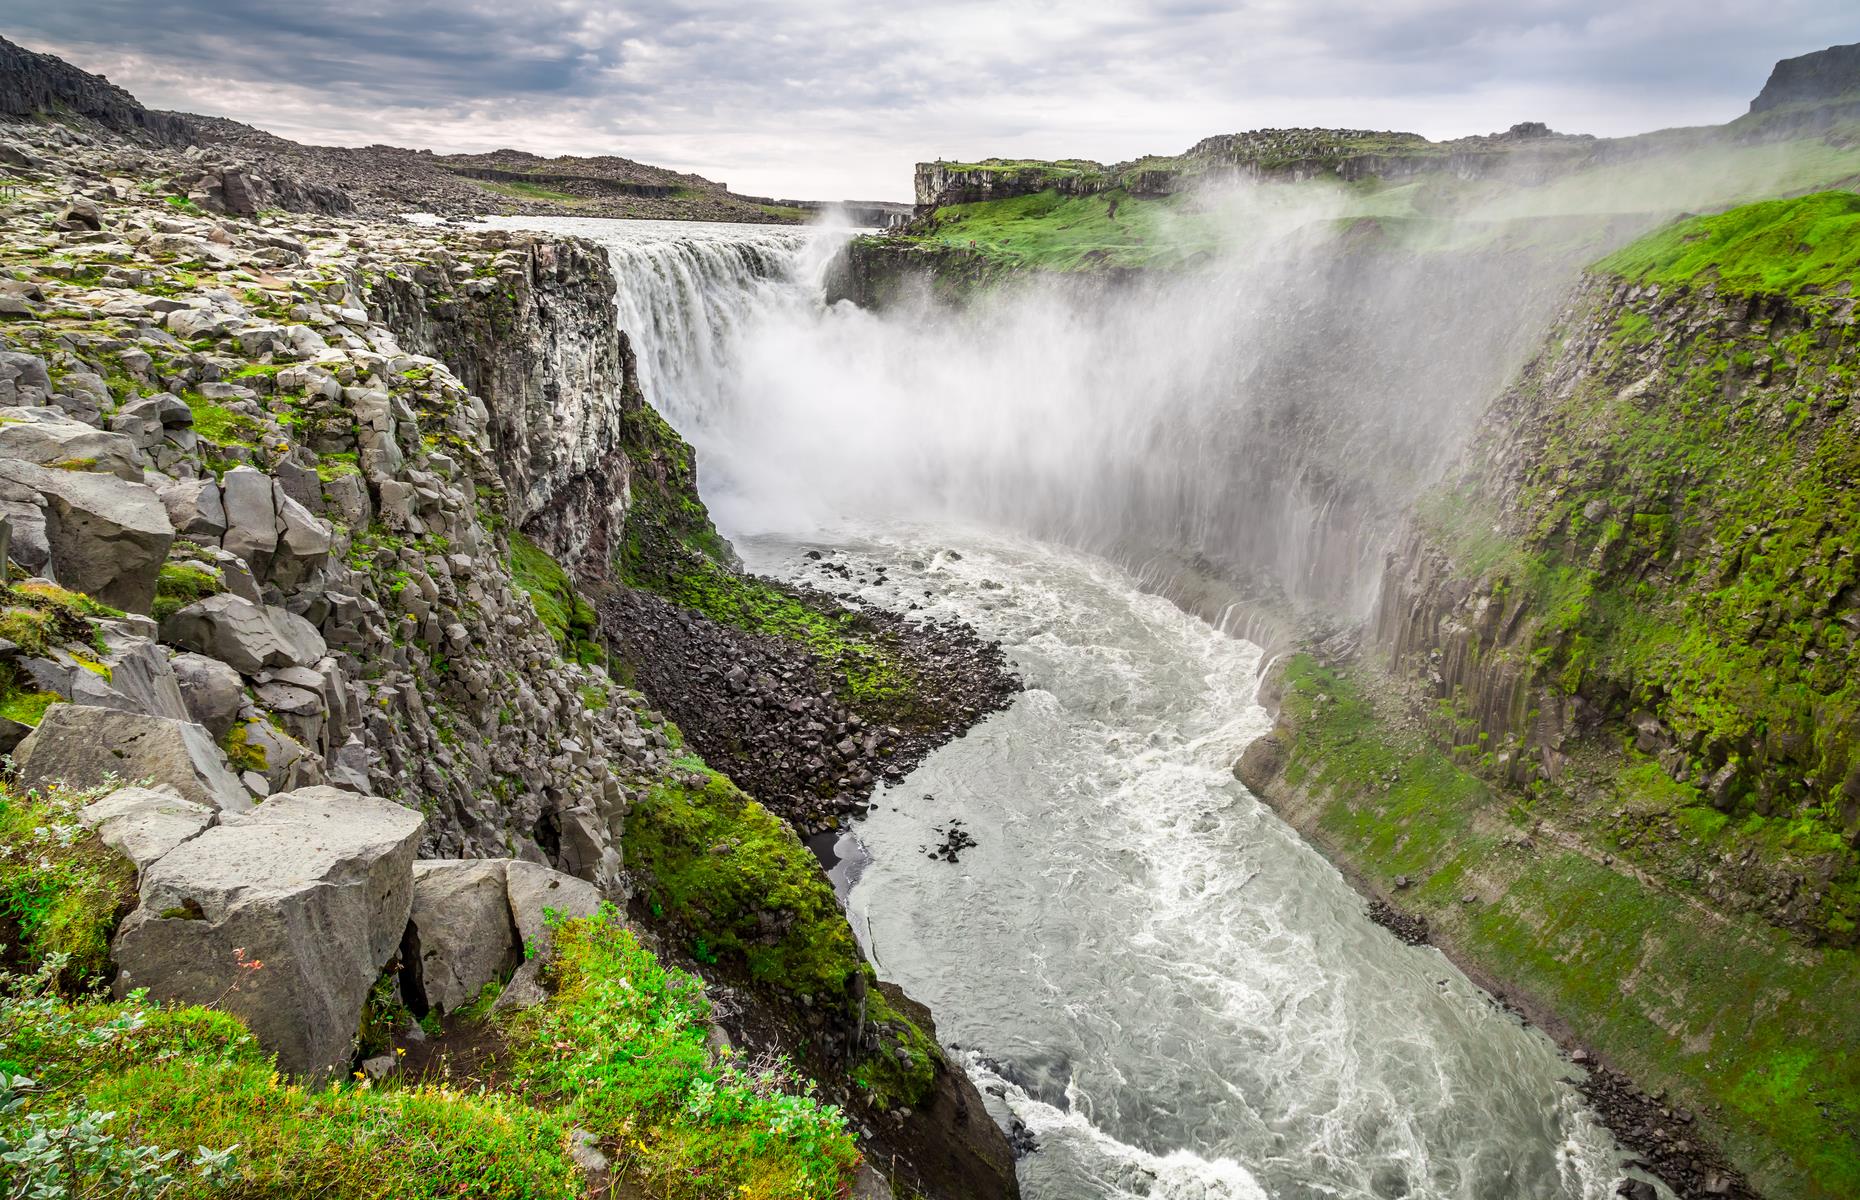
[{"left": 481, "top": 214, "right": 1669, "bottom": 1199}]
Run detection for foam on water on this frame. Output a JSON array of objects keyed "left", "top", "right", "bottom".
[{"left": 738, "top": 526, "right": 1653, "bottom": 1200}]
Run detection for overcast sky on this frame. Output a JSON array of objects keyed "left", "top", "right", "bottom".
[{"left": 3, "top": 2, "right": 1853, "bottom": 200}]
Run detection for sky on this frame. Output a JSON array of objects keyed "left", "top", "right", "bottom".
[{"left": 1, "top": 1, "right": 1853, "bottom": 201}]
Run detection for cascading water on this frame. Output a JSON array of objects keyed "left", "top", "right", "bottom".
[{"left": 486, "top": 212, "right": 1669, "bottom": 1198}]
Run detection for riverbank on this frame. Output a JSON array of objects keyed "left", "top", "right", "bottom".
[{"left": 1236, "top": 653, "right": 1860, "bottom": 1200}]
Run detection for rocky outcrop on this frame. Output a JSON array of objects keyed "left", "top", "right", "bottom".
[
  {"left": 0, "top": 35, "right": 192, "bottom": 144},
  {"left": 14, "top": 704, "right": 248, "bottom": 813},
  {"left": 1750, "top": 40, "right": 1860, "bottom": 112},
  {"left": 0, "top": 460, "right": 172, "bottom": 613},
  {"left": 114, "top": 786, "right": 424, "bottom": 1079},
  {"left": 400, "top": 857, "right": 599, "bottom": 1016}
]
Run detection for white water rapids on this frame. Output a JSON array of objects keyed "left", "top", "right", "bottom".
[{"left": 481, "top": 215, "right": 1670, "bottom": 1199}]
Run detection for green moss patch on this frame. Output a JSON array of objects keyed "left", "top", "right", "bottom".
[
  {"left": 507, "top": 531, "right": 600, "bottom": 663},
  {"left": 1275, "top": 656, "right": 1860, "bottom": 1200},
  {"left": 622, "top": 759, "right": 861, "bottom": 1004},
  {"left": 152, "top": 562, "right": 223, "bottom": 622},
  {"left": 1596, "top": 191, "right": 1860, "bottom": 301}
]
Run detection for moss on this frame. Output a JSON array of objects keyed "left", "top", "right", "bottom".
[
  {"left": 1275, "top": 656, "right": 1860, "bottom": 1199},
  {"left": 1596, "top": 192, "right": 1860, "bottom": 303},
  {"left": 183, "top": 391, "right": 262, "bottom": 446},
  {"left": 152, "top": 562, "right": 223, "bottom": 622},
  {"left": 0, "top": 779, "right": 136, "bottom": 988},
  {"left": 221, "top": 720, "right": 269, "bottom": 775},
  {"left": 621, "top": 758, "right": 861, "bottom": 1006},
  {"left": 852, "top": 985, "right": 939, "bottom": 1111},
  {"left": 0, "top": 688, "right": 57, "bottom": 727},
  {"left": 507, "top": 531, "right": 600, "bottom": 661}
]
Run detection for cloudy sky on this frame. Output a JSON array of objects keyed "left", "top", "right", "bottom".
[{"left": 3, "top": 1, "right": 1853, "bottom": 200}]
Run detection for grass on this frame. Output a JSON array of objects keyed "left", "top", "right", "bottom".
[
  {"left": 1596, "top": 191, "right": 1860, "bottom": 300},
  {"left": 1, "top": 907, "right": 862, "bottom": 1199},
  {"left": 475, "top": 179, "right": 582, "bottom": 204},
  {"left": 504, "top": 909, "right": 859, "bottom": 1198},
  {"left": 0, "top": 779, "right": 135, "bottom": 990},
  {"left": 1274, "top": 656, "right": 1860, "bottom": 1200}
]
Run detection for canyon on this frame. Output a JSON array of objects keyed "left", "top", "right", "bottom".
[{"left": 1, "top": 27, "right": 1858, "bottom": 1200}]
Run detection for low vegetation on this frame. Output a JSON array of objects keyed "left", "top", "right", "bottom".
[
  {"left": 1273, "top": 655, "right": 1860, "bottom": 1199},
  {"left": 507, "top": 531, "right": 602, "bottom": 664},
  {"left": 0, "top": 882, "right": 862, "bottom": 1199}
]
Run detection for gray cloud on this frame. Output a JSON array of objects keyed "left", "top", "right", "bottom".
[{"left": 1, "top": 1, "right": 1852, "bottom": 199}]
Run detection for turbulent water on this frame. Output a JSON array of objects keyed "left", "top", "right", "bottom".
[{"left": 487, "top": 214, "right": 1669, "bottom": 1198}]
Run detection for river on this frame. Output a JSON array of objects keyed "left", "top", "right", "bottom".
[{"left": 481, "top": 214, "right": 1669, "bottom": 1200}]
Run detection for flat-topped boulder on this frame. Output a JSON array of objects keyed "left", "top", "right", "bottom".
[{"left": 113, "top": 786, "right": 425, "bottom": 1080}]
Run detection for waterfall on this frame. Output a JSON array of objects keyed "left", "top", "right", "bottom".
[{"left": 485, "top": 198, "right": 1578, "bottom": 619}]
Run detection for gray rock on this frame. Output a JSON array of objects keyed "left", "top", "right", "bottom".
[
  {"left": 57, "top": 198, "right": 103, "bottom": 231},
  {"left": 100, "top": 637, "right": 190, "bottom": 721},
  {"left": 161, "top": 593, "right": 327, "bottom": 674},
  {"left": 0, "top": 406, "right": 145, "bottom": 481},
  {"left": 492, "top": 863, "right": 604, "bottom": 1015},
  {"left": 170, "top": 651, "right": 244, "bottom": 739},
  {"left": 404, "top": 859, "right": 520, "bottom": 1015},
  {"left": 12, "top": 704, "right": 247, "bottom": 813},
  {"left": 269, "top": 487, "right": 330, "bottom": 588},
  {"left": 113, "top": 786, "right": 424, "bottom": 1079},
  {"left": 78, "top": 784, "right": 216, "bottom": 872},
  {"left": 158, "top": 478, "right": 227, "bottom": 539},
  {"left": 219, "top": 465, "right": 278, "bottom": 573},
  {"left": 505, "top": 859, "right": 601, "bottom": 951},
  {"left": 0, "top": 460, "right": 171, "bottom": 613}
]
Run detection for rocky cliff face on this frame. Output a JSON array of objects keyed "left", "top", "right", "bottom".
[
  {"left": 1370, "top": 195, "right": 1860, "bottom": 944},
  {"left": 0, "top": 77, "right": 1020, "bottom": 1195},
  {"left": 1750, "top": 41, "right": 1860, "bottom": 112}
]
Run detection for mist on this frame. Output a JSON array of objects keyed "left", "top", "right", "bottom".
[{"left": 495, "top": 140, "right": 1830, "bottom": 624}]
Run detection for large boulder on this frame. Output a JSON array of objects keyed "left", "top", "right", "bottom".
[
  {"left": 112, "top": 786, "right": 425, "bottom": 1080},
  {"left": 219, "top": 465, "right": 277, "bottom": 575},
  {"left": 170, "top": 651, "right": 244, "bottom": 739},
  {"left": 0, "top": 460, "right": 172, "bottom": 613},
  {"left": 12, "top": 704, "right": 248, "bottom": 813},
  {"left": 402, "top": 860, "right": 520, "bottom": 1016},
  {"left": 494, "top": 862, "right": 604, "bottom": 1013},
  {"left": 78, "top": 784, "right": 215, "bottom": 872},
  {"left": 161, "top": 593, "right": 326, "bottom": 674},
  {"left": 0, "top": 406, "right": 144, "bottom": 481},
  {"left": 402, "top": 859, "right": 602, "bottom": 1017}
]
